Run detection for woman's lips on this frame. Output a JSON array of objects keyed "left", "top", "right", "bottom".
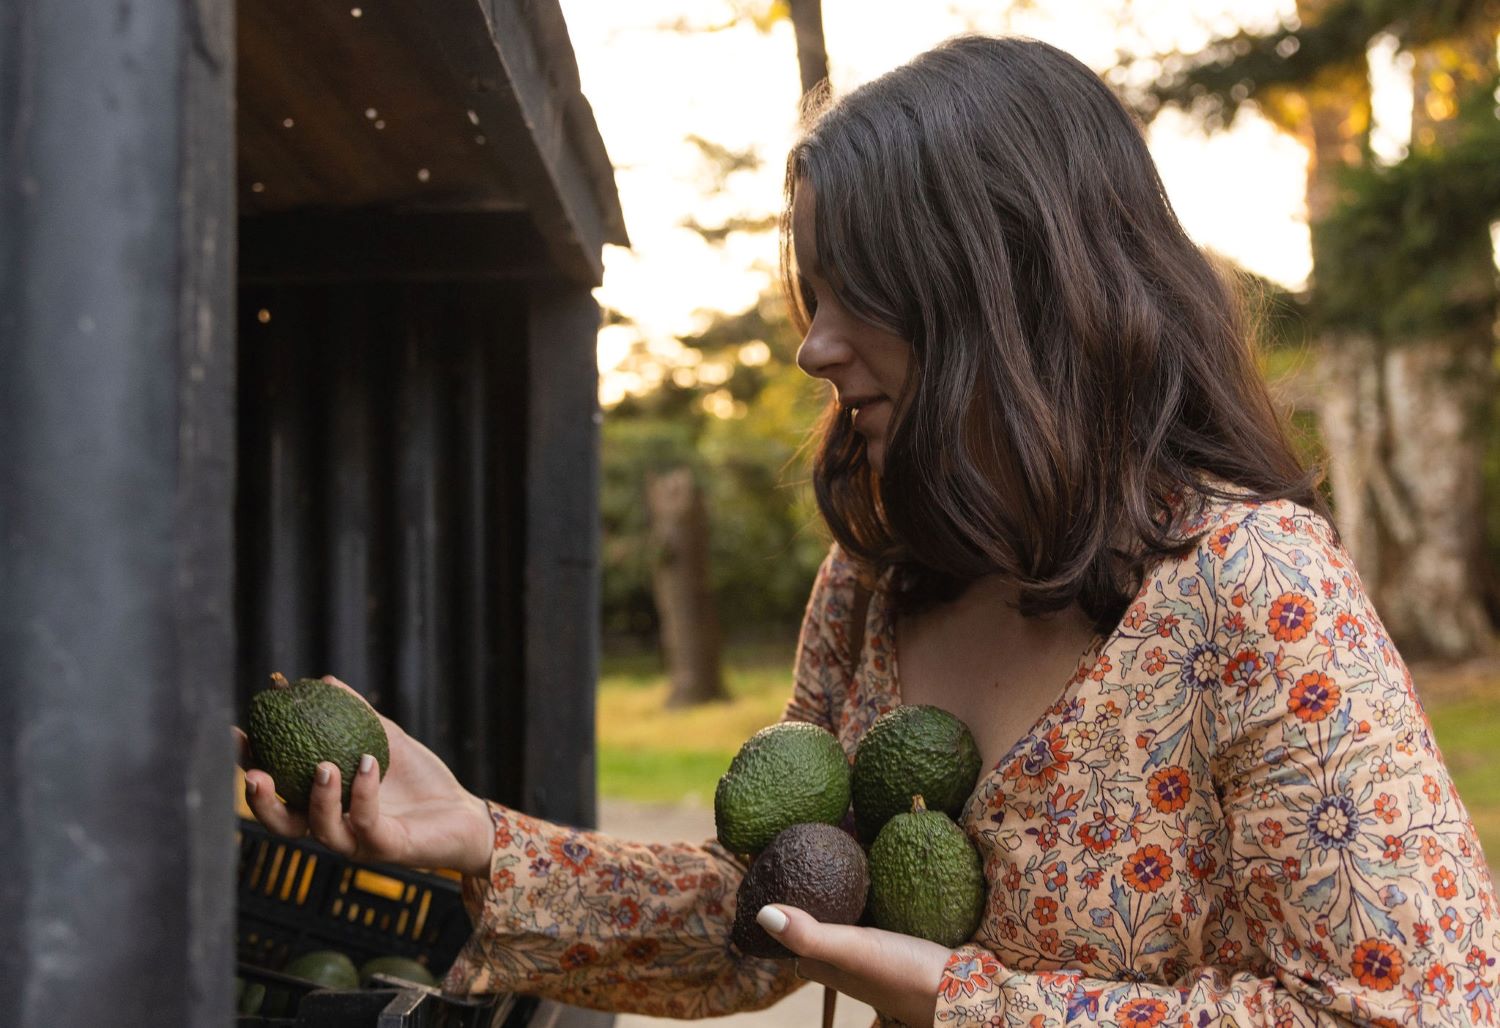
[{"left": 851, "top": 398, "right": 887, "bottom": 431}]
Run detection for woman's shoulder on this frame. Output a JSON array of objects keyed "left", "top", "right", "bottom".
[
  {"left": 816, "top": 540, "right": 881, "bottom": 596},
  {"left": 1174, "top": 480, "right": 1342, "bottom": 569},
  {"left": 1146, "top": 482, "right": 1359, "bottom": 620}
]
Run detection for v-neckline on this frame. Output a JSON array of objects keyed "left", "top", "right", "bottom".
[{"left": 875, "top": 583, "right": 1116, "bottom": 825}]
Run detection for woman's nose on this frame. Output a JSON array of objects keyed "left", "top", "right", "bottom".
[{"left": 795, "top": 317, "right": 851, "bottom": 380}]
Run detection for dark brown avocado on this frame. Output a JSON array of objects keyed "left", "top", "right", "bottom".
[{"left": 730, "top": 822, "right": 869, "bottom": 959}]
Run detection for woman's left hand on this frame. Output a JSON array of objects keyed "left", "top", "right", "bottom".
[{"left": 755, "top": 904, "right": 951, "bottom": 1027}]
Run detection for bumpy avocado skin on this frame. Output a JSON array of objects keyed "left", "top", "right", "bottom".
[
  {"left": 248, "top": 677, "right": 390, "bottom": 811},
  {"left": 851, "top": 705, "right": 981, "bottom": 844},
  {"left": 714, "top": 722, "right": 851, "bottom": 856},
  {"left": 730, "top": 822, "right": 869, "bottom": 959},
  {"left": 867, "top": 801, "right": 985, "bottom": 947}
]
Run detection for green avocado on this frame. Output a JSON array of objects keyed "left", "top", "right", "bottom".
[
  {"left": 237, "top": 980, "right": 266, "bottom": 1015},
  {"left": 866, "top": 795, "right": 985, "bottom": 947},
  {"left": 851, "top": 704, "right": 981, "bottom": 844},
  {"left": 730, "top": 822, "right": 869, "bottom": 958},
  {"left": 248, "top": 673, "right": 390, "bottom": 811},
  {"left": 358, "top": 955, "right": 438, "bottom": 988},
  {"left": 714, "top": 722, "right": 851, "bottom": 857},
  {"left": 282, "top": 949, "right": 361, "bottom": 990}
]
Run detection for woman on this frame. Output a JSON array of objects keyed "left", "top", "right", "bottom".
[{"left": 242, "top": 36, "right": 1500, "bottom": 1027}]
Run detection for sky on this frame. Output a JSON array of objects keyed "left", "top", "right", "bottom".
[{"left": 555, "top": 0, "right": 1415, "bottom": 405}]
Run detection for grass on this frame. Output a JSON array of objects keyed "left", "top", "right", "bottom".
[
  {"left": 595, "top": 640, "right": 797, "bottom": 804},
  {"left": 1426, "top": 693, "right": 1500, "bottom": 858},
  {"left": 596, "top": 643, "right": 1500, "bottom": 859}
]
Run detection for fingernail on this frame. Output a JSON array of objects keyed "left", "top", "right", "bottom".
[
  {"left": 359, "top": 753, "right": 375, "bottom": 775},
  {"left": 245, "top": 779, "right": 258, "bottom": 797},
  {"left": 317, "top": 765, "right": 331, "bottom": 786},
  {"left": 756, "top": 905, "right": 788, "bottom": 934}
]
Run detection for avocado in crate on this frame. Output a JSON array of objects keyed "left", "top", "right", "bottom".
[
  {"left": 235, "top": 817, "right": 517, "bottom": 1025},
  {"left": 236, "top": 816, "right": 472, "bottom": 976}
]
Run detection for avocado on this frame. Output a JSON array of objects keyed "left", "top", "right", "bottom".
[
  {"left": 714, "top": 722, "right": 851, "bottom": 856},
  {"left": 282, "top": 949, "right": 361, "bottom": 990},
  {"left": 867, "top": 795, "right": 985, "bottom": 947},
  {"left": 247, "top": 673, "right": 389, "bottom": 811},
  {"left": 730, "top": 822, "right": 869, "bottom": 958},
  {"left": 237, "top": 981, "right": 266, "bottom": 1015},
  {"left": 358, "top": 955, "right": 437, "bottom": 988},
  {"left": 851, "top": 705, "right": 981, "bottom": 844}
]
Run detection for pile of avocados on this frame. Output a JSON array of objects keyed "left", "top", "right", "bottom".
[{"left": 715, "top": 704, "right": 987, "bottom": 955}]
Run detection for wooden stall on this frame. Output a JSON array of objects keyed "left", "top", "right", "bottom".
[{"left": 1, "top": 0, "right": 625, "bottom": 1023}]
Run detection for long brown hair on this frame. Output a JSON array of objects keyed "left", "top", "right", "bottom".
[{"left": 782, "top": 35, "right": 1327, "bottom": 632}]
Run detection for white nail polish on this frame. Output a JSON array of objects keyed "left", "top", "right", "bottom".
[
  {"left": 317, "top": 765, "right": 331, "bottom": 785},
  {"left": 756, "top": 905, "right": 788, "bottom": 934},
  {"left": 359, "top": 753, "right": 375, "bottom": 775}
]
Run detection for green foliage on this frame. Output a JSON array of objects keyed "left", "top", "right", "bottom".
[
  {"left": 600, "top": 290, "right": 830, "bottom": 643},
  {"left": 1313, "top": 88, "right": 1500, "bottom": 339},
  {"left": 1128, "top": 0, "right": 1495, "bottom": 127}
]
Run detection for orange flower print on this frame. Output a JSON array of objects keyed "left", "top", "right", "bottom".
[
  {"left": 549, "top": 835, "right": 596, "bottom": 876},
  {"left": 614, "top": 897, "right": 642, "bottom": 930},
  {"left": 1268, "top": 592, "right": 1316, "bottom": 642},
  {"left": 1208, "top": 522, "right": 1237, "bottom": 558},
  {"left": 1434, "top": 866, "right": 1458, "bottom": 900},
  {"left": 1222, "top": 649, "right": 1264, "bottom": 691},
  {"left": 1118, "top": 997, "right": 1169, "bottom": 1026},
  {"left": 1288, "top": 672, "right": 1340, "bottom": 722},
  {"left": 938, "top": 952, "right": 1002, "bottom": 1002},
  {"left": 560, "top": 942, "right": 599, "bottom": 970},
  {"left": 1123, "top": 845, "right": 1174, "bottom": 893},
  {"left": 1002, "top": 726, "right": 1074, "bottom": 793},
  {"left": 1333, "top": 612, "right": 1367, "bottom": 650},
  {"left": 1351, "top": 939, "right": 1404, "bottom": 991},
  {"left": 1374, "top": 794, "right": 1399, "bottom": 824},
  {"left": 1080, "top": 809, "right": 1124, "bottom": 853},
  {"left": 1142, "top": 646, "right": 1167, "bottom": 675},
  {"left": 1426, "top": 965, "right": 1455, "bottom": 1002},
  {"left": 1033, "top": 896, "right": 1058, "bottom": 925},
  {"left": 1383, "top": 835, "right": 1405, "bottom": 861},
  {"left": 1147, "top": 766, "right": 1191, "bottom": 813}
]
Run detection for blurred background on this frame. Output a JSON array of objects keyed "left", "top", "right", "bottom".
[{"left": 564, "top": 0, "right": 1500, "bottom": 860}]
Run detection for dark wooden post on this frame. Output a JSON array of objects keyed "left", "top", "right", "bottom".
[
  {"left": 0, "top": 0, "right": 237, "bottom": 1023},
  {"left": 523, "top": 286, "right": 602, "bottom": 829}
]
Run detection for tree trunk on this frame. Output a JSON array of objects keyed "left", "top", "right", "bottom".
[
  {"left": 787, "top": 0, "right": 828, "bottom": 99},
  {"left": 1314, "top": 24, "right": 1497, "bottom": 659},
  {"left": 646, "top": 467, "right": 726, "bottom": 706}
]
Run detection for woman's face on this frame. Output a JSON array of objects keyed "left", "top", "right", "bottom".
[{"left": 792, "top": 185, "right": 911, "bottom": 475}]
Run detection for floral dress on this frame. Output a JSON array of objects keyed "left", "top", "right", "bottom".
[{"left": 445, "top": 493, "right": 1500, "bottom": 1026}]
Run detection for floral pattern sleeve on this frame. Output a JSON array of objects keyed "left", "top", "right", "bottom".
[
  {"left": 932, "top": 499, "right": 1500, "bottom": 1026},
  {"left": 442, "top": 544, "right": 863, "bottom": 1016}
]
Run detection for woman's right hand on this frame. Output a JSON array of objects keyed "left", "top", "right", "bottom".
[{"left": 235, "top": 676, "right": 494, "bottom": 877}]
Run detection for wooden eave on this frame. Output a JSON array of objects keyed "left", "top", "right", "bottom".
[{"left": 238, "top": 0, "right": 628, "bottom": 286}]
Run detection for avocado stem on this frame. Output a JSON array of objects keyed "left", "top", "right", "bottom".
[
  {"left": 911, "top": 794, "right": 927, "bottom": 814},
  {"left": 269, "top": 672, "right": 291, "bottom": 690}
]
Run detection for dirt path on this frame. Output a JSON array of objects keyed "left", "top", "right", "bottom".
[{"left": 596, "top": 798, "right": 877, "bottom": 1028}]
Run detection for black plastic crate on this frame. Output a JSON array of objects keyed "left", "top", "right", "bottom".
[
  {"left": 236, "top": 817, "right": 520, "bottom": 1027},
  {"left": 237, "top": 816, "right": 474, "bottom": 973}
]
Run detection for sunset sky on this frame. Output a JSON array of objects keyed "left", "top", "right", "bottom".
[{"left": 554, "top": 0, "right": 1415, "bottom": 405}]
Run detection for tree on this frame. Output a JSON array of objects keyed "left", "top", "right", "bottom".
[{"left": 1127, "top": 0, "right": 1500, "bottom": 658}]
